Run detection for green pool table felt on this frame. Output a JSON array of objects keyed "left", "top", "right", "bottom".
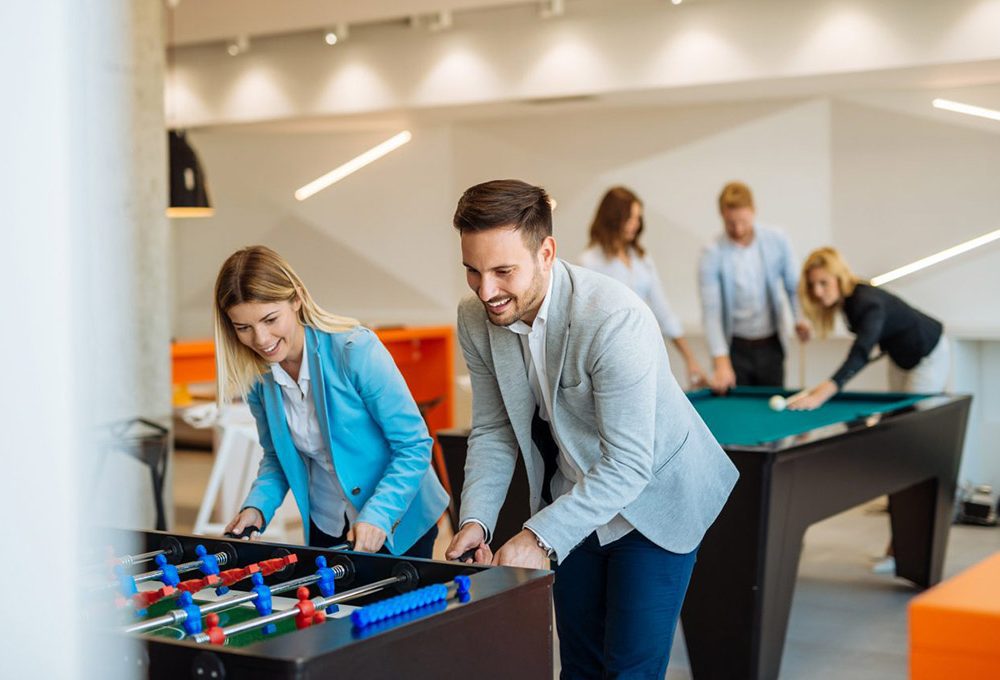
[{"left": 687, "top": 386, "right": 928, "bottom": 447}]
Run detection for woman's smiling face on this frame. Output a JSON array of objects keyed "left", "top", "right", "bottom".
[{"left": 227, "top": 298, "right": 304, "bottom": 363}]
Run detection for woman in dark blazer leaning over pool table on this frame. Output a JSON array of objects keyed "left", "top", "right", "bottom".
[
  {"left": 787, "top": 247, "right": 950, "bottom": 411},
  {"left": 214, "top": 245, "right": 448, "bottom": 557}
]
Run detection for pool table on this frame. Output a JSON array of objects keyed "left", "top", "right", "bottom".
[{"left": 680, "top": 387, "right": 971, "bottom": 680}]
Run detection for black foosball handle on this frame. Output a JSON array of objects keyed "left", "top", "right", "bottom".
[
  {"left": 453, "top": 548, "right": 479, "bottom": 563},
  {"left": 224, "top": 525, "right": 261, "bottom": 539}
]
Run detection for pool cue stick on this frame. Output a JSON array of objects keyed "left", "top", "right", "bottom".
[{"left": 798, "top": 339, "right": 806, "bottom": 388}]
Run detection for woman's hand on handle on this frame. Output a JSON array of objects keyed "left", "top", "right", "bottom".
[
  {"left": 348, "top": 521, "right": 387, "bottom": 553},
  {"left": 224, "top": 507, "right": 264, "bottom": 541}
]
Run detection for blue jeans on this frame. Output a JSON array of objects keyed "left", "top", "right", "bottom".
[{"left": 553, "top": 531, "right": 698, "bottom": 679}]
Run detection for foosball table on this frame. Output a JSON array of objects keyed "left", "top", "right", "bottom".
[{"left": 94, "top": 530, "right": 554, "bottom": 678}]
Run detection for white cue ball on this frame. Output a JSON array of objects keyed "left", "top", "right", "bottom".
[{"left": 769, "top": 395, "right": 787, "bottom": 412}]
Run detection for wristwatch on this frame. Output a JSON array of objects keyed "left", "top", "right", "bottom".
[{"left": 532, "top": 532, "right": 556, "bottom": 560}]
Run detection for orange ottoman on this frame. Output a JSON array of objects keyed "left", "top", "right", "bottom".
[{"left": 909, "top": 551, "right": 1000, "bottom": 679}]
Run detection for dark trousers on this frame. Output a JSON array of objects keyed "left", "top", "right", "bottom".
[
  {"left": 730, "top": 334, "right": 785, "bottom": 387},
  {"left": 553, "top": 531, "right": 698, "bottom": 679},
  {"left": 308, "top": 518, "right": 439, "bottom": 559}
]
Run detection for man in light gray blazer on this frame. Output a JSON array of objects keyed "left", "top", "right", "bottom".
[
  {"left": 445, "top": 179, "right": 738, "bottom": 678},
  {"left": 699, "top": 181, "right": 811, "bottom": 392}
]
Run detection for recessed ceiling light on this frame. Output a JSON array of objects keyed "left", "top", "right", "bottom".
[
  {"left": 539, "top": 0, "right": 565, "bottom": 18},
  {"left": 323, "top": 23, "right": 349, "bottom": 46},
  {"left": 226, "top": 34, "right": 249, "bottom": 56}
]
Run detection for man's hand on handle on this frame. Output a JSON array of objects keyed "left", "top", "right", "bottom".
[{"left": 446, "top": 522, "right": 493, "bottom": 564}]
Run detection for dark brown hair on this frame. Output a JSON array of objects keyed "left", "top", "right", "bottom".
[
  {"left": 453, "top": 179, "right": 552, "bottom": 251},
  {"left": 587, "top": 186, "right": 645, "bottom": 258}
]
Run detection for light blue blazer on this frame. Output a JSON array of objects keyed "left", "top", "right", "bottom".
[
  {"left": 698, "top": 224, "right": 803, "bottom": 358},
  {"left": 242, "top": 325, "right": 449, "bottom": 554}
]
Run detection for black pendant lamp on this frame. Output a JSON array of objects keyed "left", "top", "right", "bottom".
[{"left": 167, "top": 130, "right": 214, "bottom": 218}]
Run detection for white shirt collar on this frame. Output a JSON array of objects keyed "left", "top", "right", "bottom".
[
  {"left": 725, "top": 229, "right": 758, "bottom": 251},
  {"left": 507, "top": 271, "right": 554, "bottom": 337},
  {"left": 270, "top": 336, "right": 309, "bottom": 390}
]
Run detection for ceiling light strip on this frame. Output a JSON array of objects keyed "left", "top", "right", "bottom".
[
  {"left": 871, "top": 228, "right": 1000, "bottom": 286},
  {"left": 294, "top": 131, "right": 412, "bottom": 201},
  {"left": 932, "top": 98, "right": 1000, "bottom": 122}
]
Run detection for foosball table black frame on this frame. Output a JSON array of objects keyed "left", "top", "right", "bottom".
[{"left": 105, "top": 530, "right": 554, "bottom": 679}]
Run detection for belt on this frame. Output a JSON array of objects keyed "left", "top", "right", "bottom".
[{"left": 731, "top": 333, "right": 779, "bottom": 347}]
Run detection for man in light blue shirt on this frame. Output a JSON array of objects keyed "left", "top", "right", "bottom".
[{"left": 699, "top": 181, "right": 810, "bottom": 391}]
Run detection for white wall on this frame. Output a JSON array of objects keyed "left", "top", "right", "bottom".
[
  {"left": 174, "top": 125, "right": 459, "bottom": 335},
  {"left": 174, "top": 93, "right": 1000, "bottom": 486},
  {"left": 1, "top": 2, "right": 167, "bottom": 678}
]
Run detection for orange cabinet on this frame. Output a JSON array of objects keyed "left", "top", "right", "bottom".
[
  {"left": 374, "top": 326, "right": 455, "bottom": 496},
  {"left": 171, "top": 339, "right": 216, "bottom": 386}
]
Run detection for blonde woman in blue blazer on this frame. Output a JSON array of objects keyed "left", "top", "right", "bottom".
[{"left": 214, "top": 246, "right": 448, "bottom": 557}]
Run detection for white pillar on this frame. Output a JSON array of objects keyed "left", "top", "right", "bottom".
[{"left": 0, "top": 1, "right": 167, "bottom": 677}]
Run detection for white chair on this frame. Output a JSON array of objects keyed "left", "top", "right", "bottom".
[{"left": 184, "top": 401, "right": 300, "bottom": 543}]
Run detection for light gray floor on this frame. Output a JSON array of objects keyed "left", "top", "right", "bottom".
[{"left": 661, "top": 501, "right": 1000, "bottom": 680}]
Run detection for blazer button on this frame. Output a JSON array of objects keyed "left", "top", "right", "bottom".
[{"left": 351, "top": 486, "right": 361, "bottom": 496}]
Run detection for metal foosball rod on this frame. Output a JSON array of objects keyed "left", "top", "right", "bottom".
[
  {"left": 124, "top": 563, "right": 349, "bottom": 635},
  {"left": 92, "top": 537, "right": 185, "bottom": 574},
  {"left": 113, "top": 549, "right": 169, "bottom": 570},
  {"left": 132, "top": 550, "right": 229, "bottom": 585},
  {"left": 190, "top": 574, "right": 405, "bottom": 644}
]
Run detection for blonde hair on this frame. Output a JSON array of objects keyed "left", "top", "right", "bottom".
[
  {"left": 718, "top": 181, "right": 755, "bottom": 213},
  {"left": 798, "top": 247, "right": 861, "bottom": 337},
  {"left": 213, "top": 246, "right": 358, "bottom": 403}
]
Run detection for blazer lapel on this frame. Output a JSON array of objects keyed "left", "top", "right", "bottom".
[
  {"left": 305, "top": 326, "right": 335, "bottom": 453},
  {"left": 544, "top": 260, "right": 572, "bottom": 415},
  {"left": 486, "top": 319, "right": 538, "bottom": 481}
]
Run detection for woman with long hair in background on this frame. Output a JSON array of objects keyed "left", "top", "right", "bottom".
[{"left": 580, "top": 186, "right": 707, "bottom": 388}]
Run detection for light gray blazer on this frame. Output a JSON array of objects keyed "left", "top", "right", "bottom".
[
  {"left": 698, "top": 224, "right": 803, "bottom": 358},
  {"left": 457, "top": 259, "right": 738, "bottom": 560}
]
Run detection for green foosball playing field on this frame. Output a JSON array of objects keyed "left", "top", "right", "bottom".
[{"left": 137, "top": 591, "right": 353, "bottom": 647}]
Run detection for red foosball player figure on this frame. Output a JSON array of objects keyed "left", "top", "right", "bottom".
[{"left": 294, "top": 587, "right": 326, "bottom": 630}]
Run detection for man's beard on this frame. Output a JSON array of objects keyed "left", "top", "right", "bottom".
[{"left": 485, "top": 267, "right": 545, "bottom": 327}]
